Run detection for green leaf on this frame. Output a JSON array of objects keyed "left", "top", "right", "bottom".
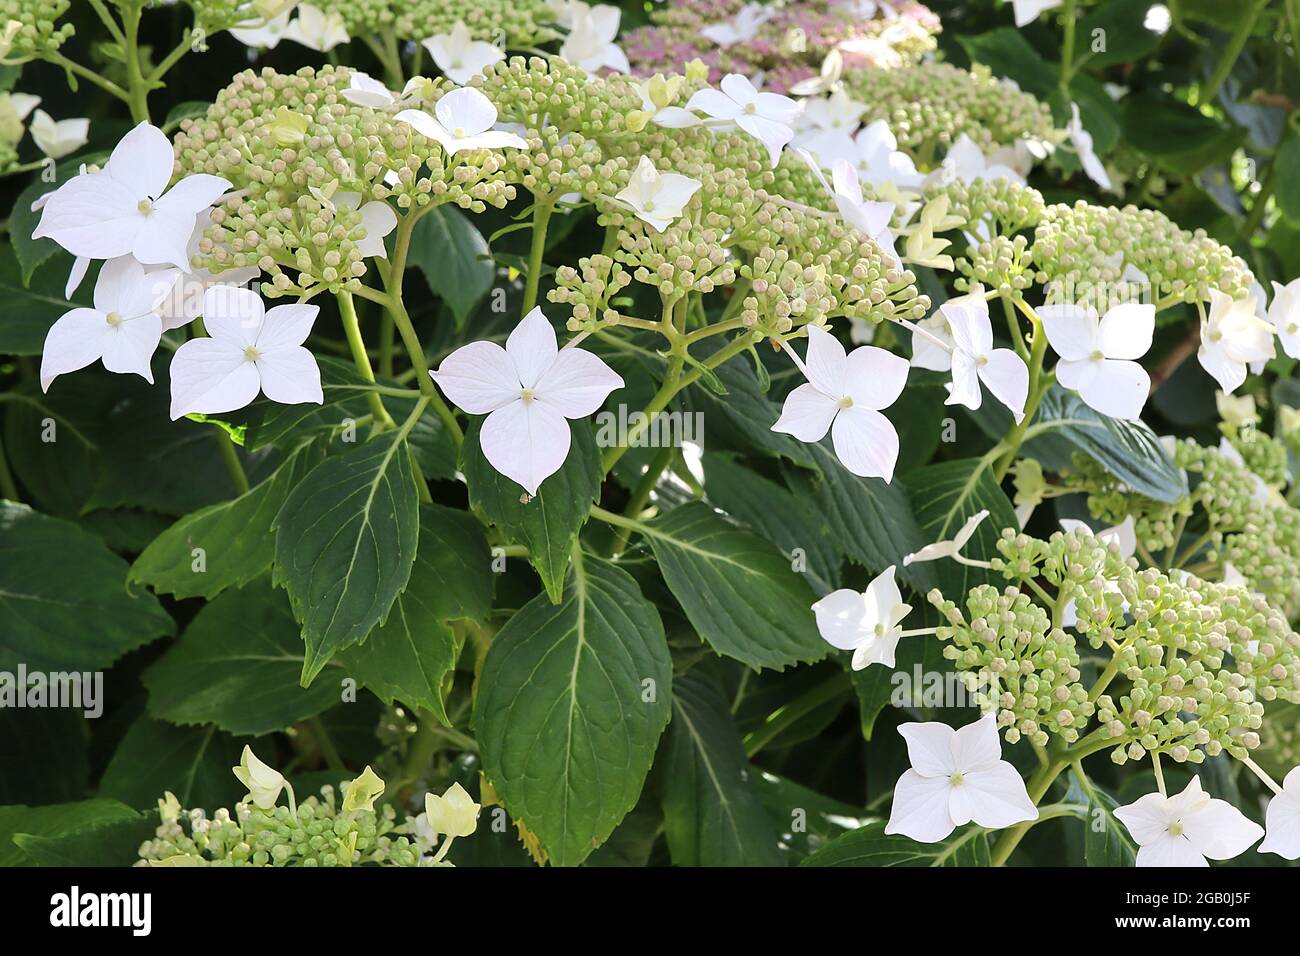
[
  {"left": 1072, "top": 0, "right": 1163, "bottom": 68},
  {"left": 800, "top": 821, "right": 990, "bottom": 866},
  {"left": 702, "top": 452, "right": 840, "bottom": 594},
  {"left": 687, "top": 358, "right": 819, "bottom": 470},
  {"left": 1028, "top": 385, "right": 1188, "bottom": 503},
  {"left": 641, "top": 502, "right": 828, "bottom": 671},
  {"left": 1121, "top": 94, "right": 1244, "bottom": 175},
  {"left": 273, "top": 433, "right": 421, "bottom": 684},
  {"left": 1, "top": 385, "right": 99, "bottom": 517},
  {"left": 655, "top": 674, "right": 784, "bottom": 866},
  {"left": 0, "top": 249, "right": 91, "bottom": 354},
  {"left": 785, "top": 441, "right": 933, "bottom": 590},
  {"left": 1067, "top": 769, "right": 1137, "bottom": 866},
  {"left": 244, "top": 356, "right": 374, "bottom": 452},
  {"left": 341, "top": 502, "right": 493, "bottom": 722},
  {"left": 0, "top": 503, "right": 173, "bottom": 672},
  {"left": 0, "top": 708, "right": 87, "bottom": 804},
  {"left": 957, "top": 27, "right": 1054, "bottom": 97},
  {"left": 461, "top": 418, "right": 602, "bottom": 604},
  {"left": 130, "top": 440, "right": 325, "bottom": 599},
  {"left": 409, "top": 204, "right": 495, "bottom": 324},
  {"left": 904, "top": 457, "right": 1018, "bottom": 597},
  {"left": 143, "top": 581, "right": 342, "bottom": 735},
  {"left": 97, "top": 718, "right": 244, "bottom": 811},
  {"left": 473, "top": 554, "right": 672, "bottom": 866},
  {"left": 0, "top": 800, "right": 140, "bottom": 867},
  {"left": 14, "top": 814, "right": 155, "bottom": 867}
]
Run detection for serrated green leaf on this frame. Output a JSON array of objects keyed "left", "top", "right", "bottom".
[
  {"left": 273, "top": 432, "right": 420, "bottom": 684},
  {"left": 0, "top": 800, "right": 140, "bottom": 867},
  {"left": 687, "top": 358, "right": 819, "bottom": 469},
  {"left": 641, "top": 502, "right": 828, "bottom": 671},
  {"left": 143, "top": 581, "right": 342, "bottom": 735},
  {"left": 655, "top": 674, "right": 784, "bottom": 866},
  {"left": 130, "top": 440, "right": 325, "bottom": 599},
  {"left": 473, "top": 554, "right": 671, "bottom": 866},
  {"left": 1067, "top": 768, "right": 1137, "bottom": 866},
  {"left": 409, "top": 204, "right": 495, "bottom": 325},
  {"left": 800, "top": 821, "right": 990, "bottom": 866},
  {"left": 341, "top": 502, "right": 493, "bottom": 721},
  {"left": 0, "top": 503, "right": 173, "bottom": 672},
  {"left": 461, "top": 418, "right": 601, "bottom": 603},
  {"left": 15, "top": 814, "right": 155, "bottom": 867},
  {"left": 97, "top": 718, "right": 244, "bottom": 811}
]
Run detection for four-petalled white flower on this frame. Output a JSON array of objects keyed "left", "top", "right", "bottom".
[
  {"left": 33, "top": 122, "right": 231, "bottom": 271},
  {"left": 282, "top": 3, "right": 349, "bottom": 52},
  {"left": 1114, "top": 776, "right": 1263, "bottom": 867},
  {"left": 40, "top": 256, "right": 179, "bottom": 391},
  {"left": 1197, "top": 289, "right": 1276, "bottom": 394},
  {"left": 397, "top": 88, "right": 528, "bottom": 159},
  {"left": 939, "top": 285, "right": 1029, "bottom": 423},
  {"left": 560, "top": 5, "right": 629, "bottom": 74},
  {"left": 770, "top": 325, "right": 909, "bottom": 480},
  {"left": 423, "top": 21, "right": 505, "bottom": 86},
  {"left": 1012, "top": 0, "right": 1063, "bottom": 28},
  {"left": 700, "top": 3, "right": 775, "bottom": 46},
  {"left": 431, "top": 307, "right": 624, "bottom": 495},
  {"left": 886, "top": 715, "right": 1039, "bottom": 843},
  {"left": 1268, "top": 278, "right": 1300, "bottom": 360},
  {"left": 614, "top": 156, "right": 702, "bottom": 232},
  {"left": 1039, "top": 301, "right": 1155, "bottom": 420},
  {"left": 1260, "top": 766, "right": 1300, "bottom": 860},
  {"left": 812, "top": 565, "right": 912, "bottom": 670},
  {"left": 29, "top": 109, "right": 89, "bottom": 159},
  {"left": 1066, "top": 102, "right": 1112, "bottom": 192},
  {"left": 168, "top": 285, "right": 323, "bottom": 419},
  {"left": 686, "top": 74, "right": 800, "bottom": 167}
]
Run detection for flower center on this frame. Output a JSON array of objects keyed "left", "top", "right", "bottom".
[
  {"left": 1167, "top": 820, "right": 1184, "bottom": 837},
  {"left": 837, "top": 395, "right": 854, "bottom": 409},
  {"left": 1210, "top": 330, "right": 1224, "bottom": 342},
  {"left": 643, "top": 200, "right": 656, "bottom": 212},
  {"left": 873, "top": 622, "right": 887, "bottom": 638},
  {"left": 744, "top": 102, "right": 757, "bottom": 114},
  {"left": 453, "top": 126, "right": 467, "bottom": 138},
  {"left": 976, "top": 354, "right": 989, "bottom": 366},
  {"left": 949, "top": 772, "right": 965, "bottom": 787},
  {"left": 105, "top": 311, "right": 123, "bottom": 328},
  {"left": 1089, "top": 349, "right": 1105, "bottom": 361},
  {"left": 137, "top": 198, "right": 154, "bottom": 215},
  {"left": 520, "top": 387, "right": 537, "bottom": 403},
  {"left": 243, "top": 345, "right": 261, "bottom": 362}
]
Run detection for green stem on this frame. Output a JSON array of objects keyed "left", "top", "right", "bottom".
[
  {"left": 610, "top": 445, "right": 676, "bottom": 557},
  {"left": 43, "top": 52, "right": 131, "bottom": 105},
  {"left": 120, "top": 2, "right": 151, "bottom": 123},
  {"left": 994, "top": 298, "right": 1052, "bottom": 480},
  {"left": 1201, "top": 0, "right": 1268, "bottom": 104},
  {"left": 1059, "top": 0, "right": 1077, "bottom": 93},
  {"left": 743, "top": 671, "right": 853, "bottom": 758},
  {"left": 521, "top": 201, "right": 555, "bottom": 317},
  {"left": 1242, "top": 153, "right": 1279, "bottom": 238},
  {"left": 308, "top": 717, "right": 346, "bottom": 773},
  {"left": 337, "top": 291, "right": 397, "bottom": 430},
  {"left": 212, "top": 430, "right": 249, "bottom": 495}
]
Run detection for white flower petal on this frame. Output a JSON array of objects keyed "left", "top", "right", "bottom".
[
  {"left": 1134, "top": 833, "right": 1209, "bottom": 867},
  {"left": 831, "top": 405, "right": 898, "bottom": 480},
  {"left": 431, "top": 341, "right": 522, "bottom": 414},
  {"left": 770, "top": 383, "right": 839, "bottom": 442},
  {"left": 98, "top": 314, "right": 161, "bottom": 383},
  {"left": 256, "top": 304, "right": 318, "bottom": 351},
  {"left": 978, "top": 349, "right": 1029, "bottom": 423},
  {"left": 844, "top": 344, "right": 908, "bottom": 411},
  {"left": 950, "top": 714, "right": 1003, "bottom": 772},
  {"left": 1259, "top": 787, "right": 1300, "bottom": 860},
  {"left": 802, "top": 325, "right": 847, "bottom": 395},
  {"left": 811, "top": 588, "right": 874, "bottom": 651},
  {"left": 40, "top": 308, "right": 110, "bottom": 391},
  {"left": 1182, "top": 797, "right": 1263, "bottom": 860},
  {"left": 506, "top": 307, "right": 560, "bottom": 389},
  {"left": 105, "top": 122, "right": 174, "bottom": 201},
  {"left": 256, "top": 345, "right": 323, "bottom": 406},
  {"left": 953, "top": 762, "right": 1039, "bottom": 829},
  {"left": 1097, "top": 303, "right": 1154, "bottom": 360},
  {"left": 945, "top": 350, "right": 982, "bottom": 410},
  {"left": 533, "top": 346, "right": 623, "bottom": 418},
  {"left": 1038, "top": 303, "right": 1096, "bottom": 361},
  {"left": 885, "top": 770, "right": 956, "bottom": 843},
  {"left": 202, "top": 285, "right": 265, "bottom": 346},
  {"left": 1078, "top": 358, "right": 1149, "bottom": 420},
  {"left": 897, "top": 721, "right": 957, "bottom": 778},
  {"left": 479, "top": 398, "right": 572, "bottom": 496},
  {"left": 169, "top": 338, "right": 262, "bottom": 418}
]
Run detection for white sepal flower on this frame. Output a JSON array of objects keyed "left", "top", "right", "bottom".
[
  {"left": 424, "top": 782, "right": 481, "bottom": 839},
  {"left": 1259, "top": 767, "right": 1300, "bottom": 860},
  {"left": 1012, "top": 0, "right": 1062, "bottom": 27},
  {"left": 560, "top": 6, "right": 629, "bottom": 74},
  {"left": 340, "top": 72, "right": 400, "bottom": 109},
  {"left": 423, "top": 21, "right": 505, "bottom": 85},
  {"left": 803, "top": 120, "right": 924, "bottom": 193},
  {"left": 229, "top": 9, "right": 292, "bottom": 49},
  {"left": 1268, "top": 278, "right": 1300, "bottom": 359},
  {"left": 332, "top": 192, "right": 397, "bottom": 257},
  {"left": 29, "top": 109, "right": 88, "bottom": 159},
  {"left": 700, "top": 3, "right": 775, "bottom": 46},
  {"left": 1114, "top": 776, "right": 1263, "bottom": 867},
  {"left": 1066, "top": 103, "right": 1112, "bottom": 191},
  {"left": 282, "top": 3, "right": 348, "bottom": 51},
  {"left": 341, "top": 766, "right": 385, "bottom": 814},
  {"left": 931, "top": 133, "right": 1025, "bottom": 186},
  {"left": 770, "top": 325, "right": 908, "bottom": 480},
  {"left": 812, "top": 565, "right": 911, "bottom": 670},
  {"left": 396, "top": 88, "right": 527, "bottom": 159},
  {"left": 32, "top": 122, "right": 232, "bottom": 271},
  {"left": 232, "top": 746, "right": 288, "bottom": 810},
  {"left": 169, "top": 286, "right": 323, "bottom": 419},
  {"left": 1059, "top": 515, "right": 1136, "bottom": 558},
  {"left": 885, "top": 715, "right": 1038, "bottom": 843},
  {"left": 904, "top": 510, "right": 989, "bottom": 566},
  {"left": 40, "top": 256, "right": 178, "bottom": 391},
  {"left": 614, "top": 156, "right": 701, "bottom": 232},
  {"left": 941, "top": 286, "right": 1028, "bottom": 423},
  {"left": 796, "top": 88, "right": 867, "bottom": 135},
  {"left": 798, "top": 149, "right": 897, "bottom": 256},
  {"left": 431, "top": 307, "right": 624, "bottom": 495},
  {"left": 909, "top": 312, "right": 954, "bottom": 371},
  {"left": 1198, "top": 289, "right": 1276, "bottom": 394},
  {"left": 1039, "top": 302, "right": 1154, "bottom": 420},
  {"left": 686, "top": 74, "right": 799, "bottom": 167}
]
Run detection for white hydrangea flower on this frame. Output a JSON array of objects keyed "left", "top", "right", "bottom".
[
  {"left": 397, "top": 88, "right": 528, "bottom": 158},
  {"left": 1066, "top": 103, "right": 1113, "bottom": 191},
  {"left": 423, "top": 21, "right": 505, "bottom": 85},
  {"left": 812, "top": 565, "right": 911, "bottom": 670},
  {"left": 686, "top": 74, "right": 800, "bottom": 167},
  {"left": 614, "top": 156, "right": 702, "bottom": 232},
  {"left": 1012, "top": 0, "right": 1063, "bottom": 27},
  {"left": 700, "top": 3, "right": 775, "bottom": 46},
  {"left": 282, "top": 3, "right": 348, "bottom": 52},
  {"left": 232, "top": 746, "right": 289, "bottom": 810},
  {"left": 940, "top": 285, "right": 1028, "bottom": 423},
  {"left": 1197, "top": 289, "right": 1276, "bottom": 394},
  {"left": 28, "top": 109, "right": 88, "bottom": 159},
  {"left": 1114, "top": 777, "right": 1263, "bottom": 867},
  {"left": 1039, "top": 302, "right": 1155, "bottom": 420},
  {"left": 904, "top": 510, "right": 990, "bottom": 566},
  {"left": 560, "top": 5, "right": 628, "bottom": 74}
]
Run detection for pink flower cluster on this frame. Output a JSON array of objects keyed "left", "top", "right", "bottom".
[{"left": 624, "top": 0, "right": 940, "bottom": 92}]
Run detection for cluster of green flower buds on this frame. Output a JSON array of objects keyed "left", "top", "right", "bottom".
[
  {"left": 0, "top": 0, "right": 73, "bottom": 61},
  {"left": 549, "top": 253, "right": 633, "bottom": 331},
  {"left": 841, "top": 62, "right": 1058, "bottom": 155},
  {"left": 929, "top": 581, "right": 1092, "bottom": 747}
]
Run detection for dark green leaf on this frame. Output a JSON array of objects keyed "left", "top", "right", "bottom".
[
  {"left": 97, "top": 718, "right": 244, "bottom": 811},
  {"left": 409, "top": 204, "right": 495, "bottom": 325},
  {"left": 800, "top": 821, "right": 990, "bottom": 866},
  {"left": 473, "top": 555, "right": 671, "bottom": 866},
  {"left": 0, "top": 800, "right": 140, "bottom": 867},
  {"left": 957, "top": 27, "right": 1054, "bottom": 97},
  {"left": 1067, "top": 769, "right": 1137, "bottom": 866},
  {"left": 273, "top": 433, "right": 421, "bottom": 683},
  {"left": 642, "top": 502, "right": 828, "bottom": 671}
]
